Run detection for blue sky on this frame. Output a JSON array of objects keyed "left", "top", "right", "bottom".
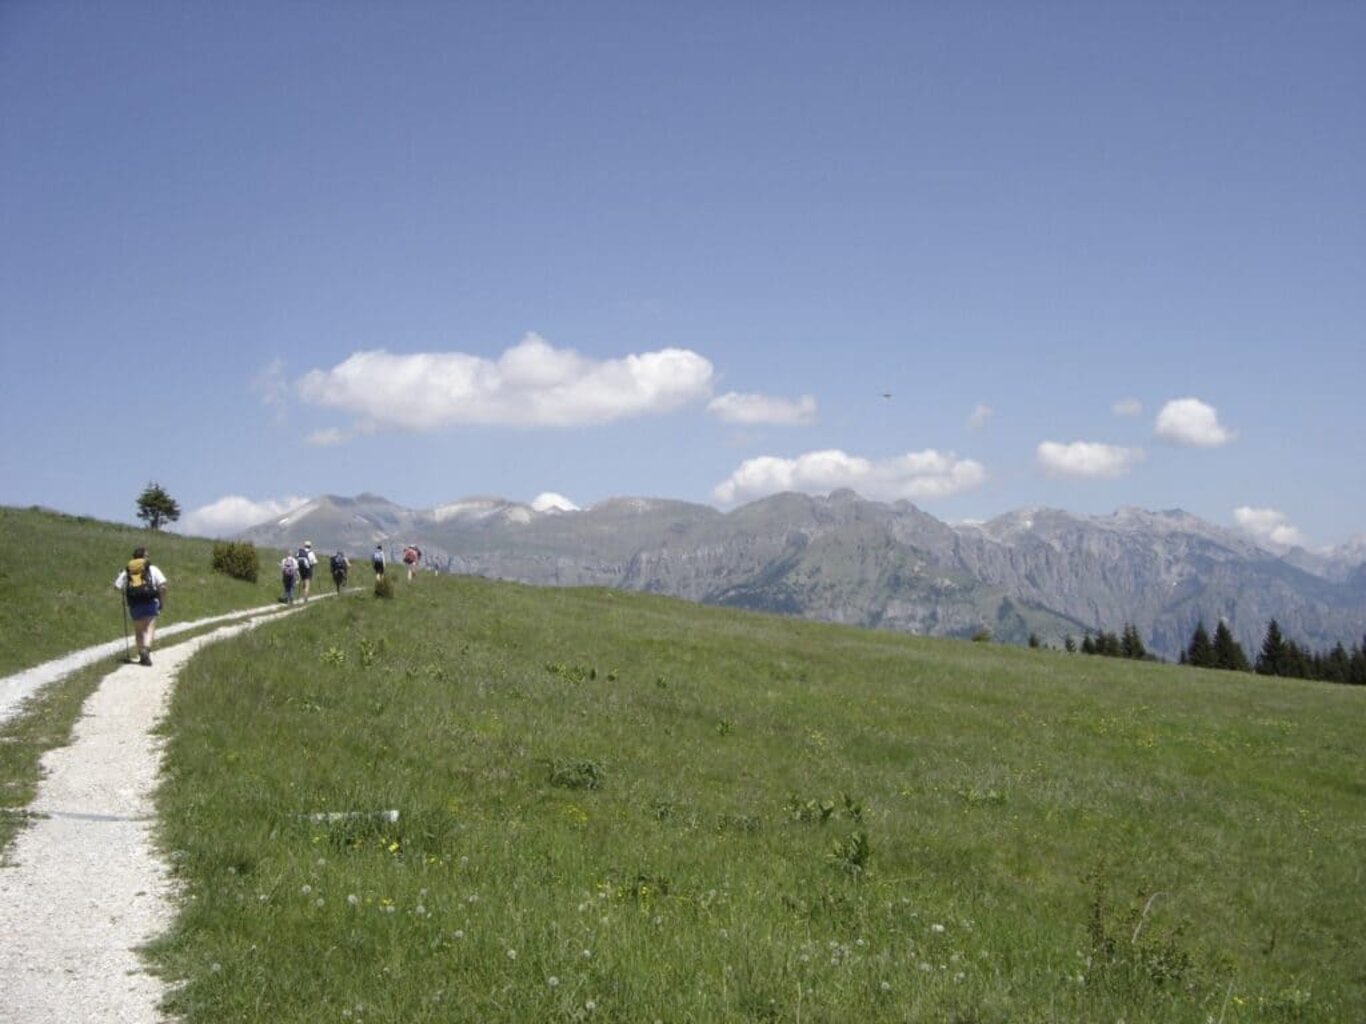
[{"left": 2, "top": 2, "right": 1362, "bottom": 548}]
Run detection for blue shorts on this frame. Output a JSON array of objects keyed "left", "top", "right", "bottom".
[{"left": 128, "top": 598, "right": 160, "bottom": 621}]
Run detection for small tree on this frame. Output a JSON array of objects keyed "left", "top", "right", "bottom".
[
  {"left": 1255, "top": 619, "right": 1289, "bottom": 676},
  {"left": 136, "top": 481, "right": 181, "bottom": 530},
  {"left": 1212, "top": 621, "right": 1250, "bottom": 673},
  {"left": 1185, "top": 620, "right": 1214, "bottom": 669}
]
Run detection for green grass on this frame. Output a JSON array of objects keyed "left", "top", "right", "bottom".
[
  {"left": 0, "top": 506, "right": 283, "bottom": 677},
  {"left": 148, "top": 575, "right": 1366, "bottom": 1023}
]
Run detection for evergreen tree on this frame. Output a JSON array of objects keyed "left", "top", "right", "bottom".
[
  {"left": 1120, "top": 623, "right": 1147, "bottom": 661},
  {"left": 1212, "top": 621, "right": 1250, "bottom": 673},
  {"left": 1063, "top": 634, "right": 1076, "bottom": 654},
  {"left": 1349, "top": 638, "right": 1366, "bottom": 685},
  {"left": 1081, "top": 634, "right": 1097, "bottom": 655},
  {"left": 1255, "top": 619, "right": 1289, "bottom": 676},
  {"left": 1324, "top": 643, "right": 1351, "bottom": 684},
  {"left": 135, "top": 481, "right": 181, "bottom": 530},
  {"left": 1186, "top": 620, "right": 1215, "bottom": 669}
]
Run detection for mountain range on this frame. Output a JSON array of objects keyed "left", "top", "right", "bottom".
[{"left": 238, "top": 492, "right": 1366, "bottom": 661}]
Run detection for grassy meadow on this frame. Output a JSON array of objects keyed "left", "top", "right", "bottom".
[
  {"left": 0, "top": 506, "right": 283, "bottom": 677},
  {"left": 145, "top": 572, "right": 1365, "bottom": 1022},
  {"left": 1, "top": 506, "right": 1361, "bottom": 1021}
]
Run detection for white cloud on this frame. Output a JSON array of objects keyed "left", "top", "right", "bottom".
[
  {"left": 252, "top": 358, "right": 289, "bottom": 418},
  {"left": 306, "top": 427, "right": 351, "bottom": 447},
  {"left": 530, "top": 492, "right": 580, "bottom": 512},
  {"left": 1234, "top": 506, "right": 1307, "bottom": 549},
  {"left": 180, "top": 495, "right": 309, "bottom": 538},
  {"left": 967, "top": 403, "right": 993, "bottom": 431},
  {"left": 707, "top": 391, "right": 817, "bottom": 426},
  {"left": 1154, "top": 397, "right": 1236, "bottom": 447},
  {"left": 297, "top": 333, "right": 714, "bottom": 433},
  {"left": 1036, "top": 440, "right": 1145, "bottom": 479},
  {"left": 1112, "top": 397, "right": 1143, "bottom": 418},
  {"left": 713, "top": 448, "right": 986, "bottom": 505}
]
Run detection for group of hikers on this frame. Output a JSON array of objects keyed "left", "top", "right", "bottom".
[
  {"left": 113, "top": 540, "right": 427, "bottom": 666},
  {"left": 279, "top": 541, "right": 423, "bottom": 603}
]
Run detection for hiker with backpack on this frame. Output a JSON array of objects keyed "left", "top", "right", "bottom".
[
  {"left": 113, "top": 546, "right": 167, "bottom": 666},
  {"left": 330, "top": 550, "right": 349, "bottom": 594},
  {"left": 402, "top": 544, "right": 421, "bottom": 581},
  {"left": 371, "top": 544, "right": 386, "bottom": 583},
  {"left": 280, "top": 550, "right": 299, "bottom": 604},
  {"left": 297, "top": 541, "right": 318, "bottom": 602}
]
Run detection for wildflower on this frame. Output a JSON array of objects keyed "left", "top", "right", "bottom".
[
  {"left": 347, "top": 894, "right": 359, "bottom": 906},
  {"left": 548, "top": 977, "right": 560, "bottom": 988},
  {"left": 880, "top": 981, "right": 891, "bottom": 992},
  {"left": 301, "top": 885, "right": 313, "bottom": 896},
  {"left": 582, "top": 949, "right": 592, "bottom": 959},
  {"left": 507, "top": 949, "right": 518, "bottom": 960},
  {"left": 918, "top": 962, "right": 933, "bottom": 972},
  {"left": 415, "top": 905, "right": 426, "bottom": 916},
  {"left": 384, "top": 905, "right": 396, "bottom": 915},
  {"left": 930, "top": 923, "right": 945, "bottom": 934},
  {"left": 454, "top": 930, "right": 465, "bottom": 940},
  {"left": 314, "top": 898, "right": 325, "bottom": 908},
  {"left": 210, "top": 962, "right": 222, "bottom": 973},
  {"left": 585, "top": 1000, "right": 597, "bottom": 1013}
]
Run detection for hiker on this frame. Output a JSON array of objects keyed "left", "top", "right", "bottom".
[
  {"left": 330, "top": 550, "right": 349, "bottom": 594},
  {"left": 113, "top": 546, "right": 168, "bottom": 666},
  {"left": 297, "top": 540, "right": 318, "bottom": 602},
  {"left": 280, "top": 550, "right": 299, "bottom": 604},
  {"left": 402, "top": 543, "right": 421, "bottom": 581},
  {"left": 371, "top": 544, "right": 386, "bottom": 583}
]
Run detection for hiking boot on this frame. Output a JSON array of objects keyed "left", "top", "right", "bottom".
[{"left": 139, "top": 649, "right": 152, "bottom": 667}]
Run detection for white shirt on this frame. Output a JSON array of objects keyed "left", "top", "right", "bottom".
[{"left": 113, "top": 564, "right": 168, "bottom": 590}]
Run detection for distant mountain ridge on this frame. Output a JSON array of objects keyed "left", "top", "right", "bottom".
[{"left": 239, "top": 491, "right": 1366, "bottom": 660}]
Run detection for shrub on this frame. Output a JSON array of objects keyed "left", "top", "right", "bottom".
[{"left": 211, "top": 540, "right": 259, "bottom": 583}]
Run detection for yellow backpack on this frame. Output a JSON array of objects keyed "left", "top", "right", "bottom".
[{"left": 125, "top": 558, "right": 158, "bottom": 603}]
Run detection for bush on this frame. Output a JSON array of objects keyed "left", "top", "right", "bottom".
[{"left": 211, "top": 541, "right": 259, "bottom": 583}]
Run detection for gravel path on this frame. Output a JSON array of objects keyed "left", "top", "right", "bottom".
[
  {"left": 0, "top": 601, "right": 296, "bottom": 726},
  {"left": 0, "top": 607, "right": 303, "bottom": 1023}
]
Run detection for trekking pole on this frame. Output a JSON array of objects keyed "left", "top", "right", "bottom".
[{"left": 120, "top": 592, "right": 131, "bottom": 662}]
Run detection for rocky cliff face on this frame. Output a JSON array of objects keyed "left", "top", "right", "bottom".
[{"left": 238, "top": 492, "right": 1366, "bottom": 660}]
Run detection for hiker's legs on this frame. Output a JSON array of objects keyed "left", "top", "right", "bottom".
[{"left": 132, "top": 616, "right": 155, "bottom": 664}]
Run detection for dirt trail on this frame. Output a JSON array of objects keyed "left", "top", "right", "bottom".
[{"left": 0, "top": 611, "right": 295, "bottom": 1023}]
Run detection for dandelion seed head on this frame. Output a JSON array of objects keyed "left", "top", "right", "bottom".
[
  {"left": 347, "top": 894, "right": 359, "bottom": 906},
  {"left": 314, "top": 898, "right": 325, "bottom": 908},
  {"left": 454, "top": 930, "right": 465, "bottom": 940},
  {"left": 507, "top": 948, "right": 517, "bottom": 960},
  {"left": 548, "top": 976, "right": 560, "bottom": 988},
  {"left": 931, "top": 923, "right": 945, "bottom": 933},
  {"left": 301, "top": 885, "right": 312, "bottom": 895},
  {"left": 210, "top": 962, "right": 222, "bottom": 973},
  {"left": 880, "top": 981, "right": 891, "bottom": 992}
]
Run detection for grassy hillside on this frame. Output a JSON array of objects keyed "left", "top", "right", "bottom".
[
  {"left": 0, "top": 506, "right": 283, "bottom": 676},
  {"left": 149, "top": 573, "right": 1365, "bottom": 1022}
]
